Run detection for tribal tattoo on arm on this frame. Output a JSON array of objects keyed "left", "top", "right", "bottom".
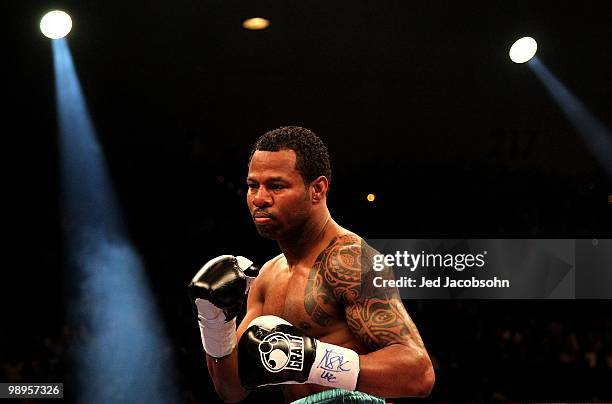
[{"left": 304, "top": 235, "right": 425, "bottom": 351}]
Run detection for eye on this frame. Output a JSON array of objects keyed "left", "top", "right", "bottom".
[
  {"left": 269, "top": 184, "right": 285, "bottom": 190},
  {"left": 247, "top": 183, "right": 258, "bottom": 189}
]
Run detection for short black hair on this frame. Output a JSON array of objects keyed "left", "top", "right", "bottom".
[{"left": 249, "top": 126, "right": 332, "bottom": 188}]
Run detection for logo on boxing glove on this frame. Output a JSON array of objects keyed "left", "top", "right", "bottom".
[{"left": 258, "top": 332, "right": 304, "bottom": 373}]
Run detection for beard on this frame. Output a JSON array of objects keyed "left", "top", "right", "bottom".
[
  {"left": 253, "top": 210, "right": 310, "bottom": 241},
  {"left": 254, "top": 222, "right": 278, "bottom": 239}
]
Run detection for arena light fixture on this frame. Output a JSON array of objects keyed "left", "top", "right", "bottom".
[
  {"left": 243, "top": 17, "right": 270, "bottom": 30},
  {"left": 509, "top": 36, "right": 537, "bottom": 63},
  {"left": 40, "top": 10, "right": 73, "bottom": 39}
]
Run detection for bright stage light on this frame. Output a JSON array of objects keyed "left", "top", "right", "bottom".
[
  {"left": 509, "top": 36, "right": 537, "bottom": 63},
  {"left": 243, "top": 17, "right": 270, "bottom": 30},
  {"left": 367, "top": 193, "right": 376, "bottom": 202},
  {"left": 40, "top": 10, "right": 72, "bottom": 39}
]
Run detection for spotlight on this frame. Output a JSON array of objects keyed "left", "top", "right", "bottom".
[
  {"left": 243, "top": 17, "right": 270, "bottom": 30},
  {"left": 40, "top": 10, "right": 72, "bottom": 39},
  {"left": 509, "top": 36, "right": 537, "bottom": 63},
  {"left": 367, "top": 193, "right": 376, "bottom": 202}
]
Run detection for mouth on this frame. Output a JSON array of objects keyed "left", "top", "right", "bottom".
[{"left": 253, "top": 212, "right": 273, "bottom": 224}]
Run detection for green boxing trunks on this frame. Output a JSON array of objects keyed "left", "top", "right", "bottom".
[{"left": 291, "top": 388, "right": 385, "bottom": 404}]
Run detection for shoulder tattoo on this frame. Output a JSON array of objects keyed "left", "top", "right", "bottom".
[{"left": 305, "top": 235, "right": 425, "bottom": 351}]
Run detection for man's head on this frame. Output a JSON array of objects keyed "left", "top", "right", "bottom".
[{"left": 246, "top": 126, "right": 332, "bottom": 240}]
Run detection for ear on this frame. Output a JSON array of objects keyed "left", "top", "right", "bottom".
[{"left": 310, "top": 176, "right": 329, "bottom": 203}]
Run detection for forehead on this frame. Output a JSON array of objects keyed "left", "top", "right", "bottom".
[{"left": 248, "top": 150, "right": 300, "bottom": 180}]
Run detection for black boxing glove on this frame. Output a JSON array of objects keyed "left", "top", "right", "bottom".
[
  {"left": 238, "top": 315, "right": 360, "bottom": 391},
  {"left": 188, "top": 255, "right": 258, "bottom": 358}
]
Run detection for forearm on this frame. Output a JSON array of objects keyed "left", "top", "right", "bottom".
[
  {"left": 356, "top": 343, "right": 435, "bottom": 398},
  {"left": 189, "top": 255, "right": 261, "bottom": 402},
  {"left": 206, "top": 350, "right": 249, "bottom": 403}
]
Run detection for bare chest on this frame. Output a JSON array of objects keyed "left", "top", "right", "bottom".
[{"left": 261, "top": 266, "right": 343, "bottom": 339}]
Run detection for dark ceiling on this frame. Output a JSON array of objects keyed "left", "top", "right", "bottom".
[{"left": 9, "top": 0, "right": 612, "bottom": 275}]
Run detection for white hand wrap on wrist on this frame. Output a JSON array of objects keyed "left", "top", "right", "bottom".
[
  {"left": 195, "top": 298, "right": 237, "bottom": 358},
  {"left": 307, "top": 341, "right": 360, "bottom": 391}
]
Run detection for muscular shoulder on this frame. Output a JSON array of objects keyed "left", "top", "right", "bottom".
[
  {"left": 260, "top": 253, "right": 285, "bottom": 276},
  {"left": 250, "top": 253, "right": 285, "bottom": 297},
  {"left": 310, "top": 233, "right": 379, "bottom": 304},
  {"left": 321, "top": 232, "right": 378, "bottom": 271}
]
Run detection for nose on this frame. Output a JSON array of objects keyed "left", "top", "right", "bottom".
[{"left": 251, "top": 186, "right": 272, "bottom": 208}]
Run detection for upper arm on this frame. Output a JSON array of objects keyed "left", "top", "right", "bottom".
[{"left": 324, "top": 238, "right": 425, "bottom": 351}]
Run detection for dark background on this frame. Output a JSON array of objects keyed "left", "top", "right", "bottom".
[{"left": 5, "top": 0, "right": 612, "bottom": 402}]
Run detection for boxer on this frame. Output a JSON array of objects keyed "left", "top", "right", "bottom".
[{"left": 189, "top": 126, "right": 434, "bottom": 403}]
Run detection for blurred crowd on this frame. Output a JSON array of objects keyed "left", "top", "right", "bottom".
[{"left": 2, "top": 300, "right": 610, "bottom": 403}]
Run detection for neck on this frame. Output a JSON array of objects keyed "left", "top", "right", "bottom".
[{"left": 278, "top": 209, "right": 334, "bottom": 266}]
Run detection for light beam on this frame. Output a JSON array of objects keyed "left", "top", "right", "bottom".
[
  {"left": 52, "top": 38, "right": 179, "bottom": 403},
  {"left": 528, "top": 57, "right": 612, "bottom": 179}
]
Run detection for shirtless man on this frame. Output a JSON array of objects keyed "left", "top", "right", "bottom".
[{"left": 189, "top": 126, "right": 434, "bottom": 403}]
